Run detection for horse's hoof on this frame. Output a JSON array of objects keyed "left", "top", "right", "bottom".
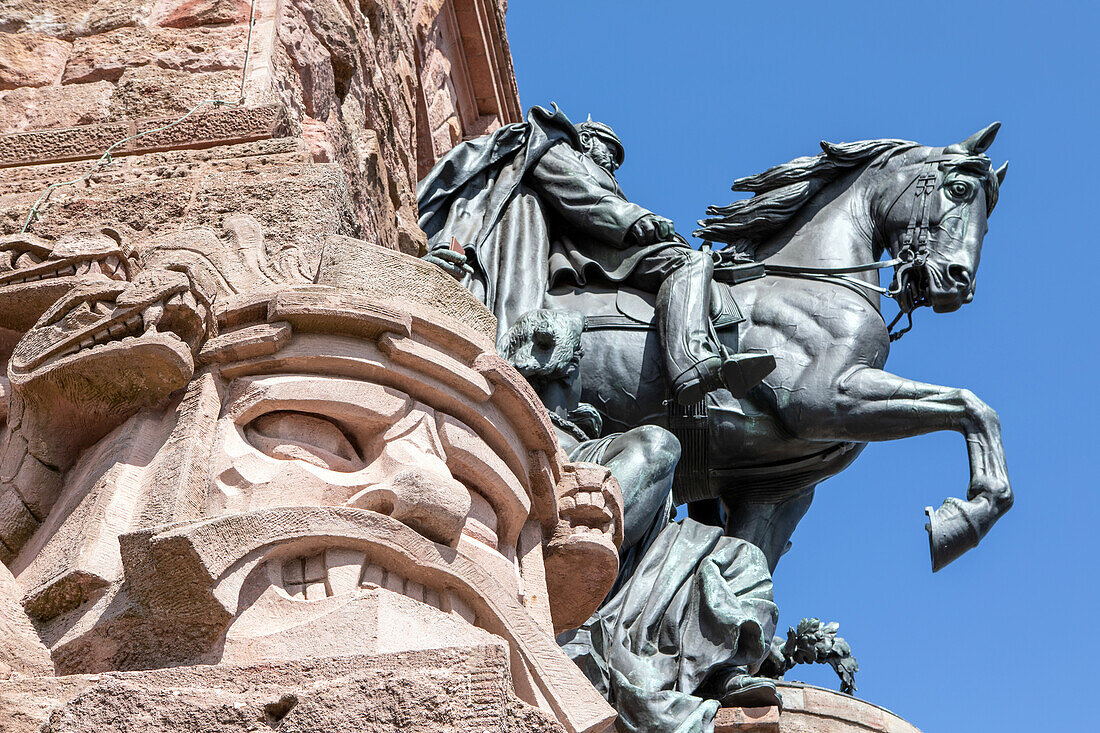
[{"left": 925, "top": 500, "right": 981, "bottom": 572}]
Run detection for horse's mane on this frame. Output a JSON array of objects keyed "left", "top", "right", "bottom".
[{"left": 694, "top": 138, "right": 920, "bottom": 254}]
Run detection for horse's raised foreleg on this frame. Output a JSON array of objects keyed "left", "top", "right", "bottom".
[{"left": 784, "top": 367, "right": 1013, "bottom": 571}]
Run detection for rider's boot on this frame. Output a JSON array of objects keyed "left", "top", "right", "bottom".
[
  {"left": 703, "top": 668, "right": 783, "bottom": 710},
  {"left": 658, "top": 251, "right": 775, "bottom": 406}
]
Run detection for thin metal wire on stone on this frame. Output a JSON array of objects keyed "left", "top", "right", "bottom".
[{"left": 19, "top": 0, "right": 260, "bottom": 234}]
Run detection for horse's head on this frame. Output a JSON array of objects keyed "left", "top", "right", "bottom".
[{"left": 876, "top": 123, "right": 1008, "bottom": 314}]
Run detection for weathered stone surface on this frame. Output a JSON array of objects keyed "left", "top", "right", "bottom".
[
  {"left": 412, "top": 0, "right": 520, "bottom": 177},
  {"left": 276, "top": 0, "right": 340, "bottom": 121},
  {"left": 62, "top": 24, "right": 247, "bottom": 84},
  {"left": 127, "top": 102, "right": 294, "bottom": 150},
  {"left": 316, "top": 234, "right": 497, "bottom": 344},
  {"left": 0, "top": 2, "right": 578, "bottom": 731},
  {"left": 0, "top": 561, "right": 52, "bottom": 678},
  {"left": 769, "top": 682, "right": 921, "bottom": 732},
  {"left": 0, "top": 138, "right": 308, "bottom": 197},
  {"left": 543, "top": 462, "right": 622, "bottom": 634},
  {"left": 714, "top": 706, "right": 780, "bottom": 732},
  {"left": 183, "top": 163, "right": 359, "bottom": 259},
  {"left": 0, "top": 175, "right": 192, "bottom": 238},
  {"left": 151, "top": 0, "right": 250, "bottom": 29},
  {"left": 0, "top": 0, "right": 156, "bottom": 40},
  {"left": 711, "top": 683, "right": 922, "bottom": 732},
  {"left": 0, "top": 103, "right": 292, "bottom": 167},
  {"left": 108, "top": 66, "right": 241, "bottom": 119},
  {"left": 0, "top": 648, "right": 566, "bottom": 733},
  {"left": 0, "top": 80, "right": 114, "bottom": 134},
  {"left": 0, "top": 232, "right": 617, "bottom": 731},
  {"left": 0, "top": 31, "right": 71, "bottom": 90},
  {"left": 0, "top": 119, "right": 131, "bottom": 168}
]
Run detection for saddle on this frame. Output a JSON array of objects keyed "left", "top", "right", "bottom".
[
  {"left": 579, "top": 260, "right": 763, "bottom": 333},
  {"left": 560, "top": 260, "right": 768, "bottom": 505}
]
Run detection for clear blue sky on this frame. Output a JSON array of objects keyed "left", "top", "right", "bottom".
[{"left": 508, "top": 2, "right": 1097, "bottom": 730}]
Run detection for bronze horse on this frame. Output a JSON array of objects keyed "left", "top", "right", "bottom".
[{"left": 543, "top": 123, "right": 1011, "bottom": 573}]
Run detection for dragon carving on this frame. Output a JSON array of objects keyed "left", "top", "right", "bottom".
[{"left": 0, "top": 230, "right": 212, "bottom": 562}]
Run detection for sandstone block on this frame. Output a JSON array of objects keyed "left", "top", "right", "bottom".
[
  {"left": 0, "top": 0, "right": 156, "bottom": 40},
  {"left": 127, "top": 102, "right": 293, "bottom": 150},
  {"left": 289, "top": 0, "right": 361, "bottom": 91},
  {"left": 62, "top": 24, "right": 247, "bottom": 84},
  {"left": 277, "top": 0, "right": 338, "bottom": 119},
  {"left": 0, "top": 648, "right": 566, "bottom": 733},
  {"left": 714, "top": 706, "right": 780, "bottom": 732},
  {"left": 0, "top": 138, "right": 308, "bottom": 197},
  {"left": 316, "top": 235, "right": 497, "bottom": 345},
  {"left": 0, "top": 103, "right": 291, "bottom": 167},
  {"left": 108, "top": 66, "right": 241, "bottom": 120},
  {"left": 0, "top": 80, "right": 114, "bottom": 134},
  {"left": 0, "top": 561, "right": 52, "bottom": 678},
  {"left": 0, "top": 176, "right": 193, "bottom": 239},
  {"left": 0, "top": 32, "right": 71, "bottom": 90},
  {"left": 771, "top": 682, "right": 921, "bottom": 732},
  {"left": 0, "top": 119, "right": 132, "bottom": 167},
  {"left": 185, "top": 163, "right": 359, "bottom": 261},
  {"left": 151, "top": 0, "right": 251, "bottom": 29}
]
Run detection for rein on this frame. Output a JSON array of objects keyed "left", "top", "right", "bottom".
[{"left": 737, "top": 153, "right": 951, "bottom": 342}]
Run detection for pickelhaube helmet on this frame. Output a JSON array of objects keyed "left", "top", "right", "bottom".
[{"left": 575, "top": 116, "right": 625, "bottom": 167}]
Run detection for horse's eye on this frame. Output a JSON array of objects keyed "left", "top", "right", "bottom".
[{"left": 946, "top": 181, "right": 972, "bottom": 199}]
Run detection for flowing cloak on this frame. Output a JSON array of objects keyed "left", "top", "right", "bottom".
[
  {"left": 559, "top": 520, "right": 778, "bottom": 733},
  {"left": 562, "top": 438, "right": 778, "bottom": 733},
  {"left": 417, "top": 105, "right": 675, "bottom": 333}
]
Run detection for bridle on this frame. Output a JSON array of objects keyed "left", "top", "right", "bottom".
[{"left": 749, "top": 152, "right": 953, "bottom": 342}]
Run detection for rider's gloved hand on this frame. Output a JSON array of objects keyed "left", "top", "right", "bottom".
[
  {"left": 629, "top": 214, "right": 676, "bottom": 245},
  {"left": 423, "top": 245, "right": 472, "bottom": 280}
]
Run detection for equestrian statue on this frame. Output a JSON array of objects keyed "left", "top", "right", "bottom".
[{"left": 418, "top": 106, "right": 1012, "bottom": 728}]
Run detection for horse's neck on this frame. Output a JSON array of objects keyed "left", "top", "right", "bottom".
[{"left": 756, "top": 172, "right": 880, "bottom": 278}]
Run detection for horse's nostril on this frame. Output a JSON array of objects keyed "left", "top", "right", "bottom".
[{"left": 947, "top": 265, "right": 972, "bottom": 290}]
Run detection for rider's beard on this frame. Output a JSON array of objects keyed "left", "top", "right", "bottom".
[{"left": 584, "top": 146, "right": 615, "bottom": 176}]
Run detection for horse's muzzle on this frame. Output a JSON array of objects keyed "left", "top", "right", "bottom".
[{"left": 927, "top": 264, "right": 975, "bottom": 312}]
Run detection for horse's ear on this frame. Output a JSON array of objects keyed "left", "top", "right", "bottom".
[
  {"left": 995, "top": 161, "right": 1008, "bottom": 185},
  {"left": 949, "top": 121, "right": 1001, "bottom": 154}
]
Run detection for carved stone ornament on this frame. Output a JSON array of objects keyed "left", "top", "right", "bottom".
[{"left": 0, "top": 221, "right": 623, "bottom": 733}]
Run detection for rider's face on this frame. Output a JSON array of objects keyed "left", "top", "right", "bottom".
[{"left": 582, "top": 134, "right": 620, "bottom": 175}]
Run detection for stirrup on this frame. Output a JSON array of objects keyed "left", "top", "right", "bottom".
[
  {"left": 719, "top": 352, "right": 776, "bottom": 398},
  {"left": 671, "top": 356, "right": 724, "bottom": 406}
]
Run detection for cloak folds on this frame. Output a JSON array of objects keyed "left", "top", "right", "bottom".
[
  {"left": 559, "top": 520, "right": 778, "bottom": 733},
  {"left": 417, "top": 105, "right": 665, "bottom": 334},
  {"left": 562, "top": 431, "right": 778, "bottom": 733}
]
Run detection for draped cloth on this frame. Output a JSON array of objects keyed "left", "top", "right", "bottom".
[
  {"left": 562, "top": 441, "right": 779, "bottom": 733},
  {"left": 417, "top": 105, "right": 678, "bottom": 334}
]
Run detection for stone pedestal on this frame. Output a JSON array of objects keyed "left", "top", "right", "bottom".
[
  {"left": 714, "top": 682, "right": 921, "bottom": 733},
  {"left": 0, "top": 645, "right": 565, "bottom": 733}
]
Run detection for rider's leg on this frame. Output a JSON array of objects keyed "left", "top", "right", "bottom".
[
  {"left": 640, "top": 248, "right": 774, "bottom": 405},
  {"left": 599, "top": 425, "right": 679, "bottom": 551}
]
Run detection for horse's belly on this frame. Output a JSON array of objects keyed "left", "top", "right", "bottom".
[{"left": 578, "top": 328, "right": 666, "bottom": 430}]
